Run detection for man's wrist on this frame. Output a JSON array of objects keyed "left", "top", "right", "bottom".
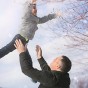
[
  {"left": 19, "top": 51, "right": 25, "bottom": 54},
  {"left": 19, "top": 51, "right": 25, "bottom": 56},
  {"left": 37, "top": 56, "right": 42, "bottom": 59}
]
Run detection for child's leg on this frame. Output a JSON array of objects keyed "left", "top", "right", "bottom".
[{"left": 0, "top": 34, "right": 27, "bottom": 58}]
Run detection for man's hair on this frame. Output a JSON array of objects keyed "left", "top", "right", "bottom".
[{"left": 60, "top": 56, "right": 72, "bottom": 73}]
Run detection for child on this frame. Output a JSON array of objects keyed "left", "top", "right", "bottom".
[{"left": 0, "top": 0, "right": 61, "bottom": 58}]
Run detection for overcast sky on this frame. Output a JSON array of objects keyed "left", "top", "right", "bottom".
[{"left": 0, "top": 0, "right": 88, "bottom": 88}]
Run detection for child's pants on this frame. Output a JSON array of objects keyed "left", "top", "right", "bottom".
[{"left": 0, "top": 34, "right": 28, "bottom": 58}]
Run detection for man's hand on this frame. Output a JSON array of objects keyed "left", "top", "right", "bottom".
[
  {"left": 36, "top": 45, "right": 42, "bottom": 59},
  {"left": 14, "top": 39, "right": 27, "bottom": 54}
]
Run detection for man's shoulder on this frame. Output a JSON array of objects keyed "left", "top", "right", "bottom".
[{"left": 52, "top": 71, "right": 70, "bottom": 79}]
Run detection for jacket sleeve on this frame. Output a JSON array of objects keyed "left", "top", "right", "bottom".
[
  {"left": 38, "top": 57, "right": 51, "bottom": 71},
  {"left": 37, "top": 13, "right": 57, "bottom": 24},
  {"left": 20, "top": 50, "right": 37, "bottom": 83},
  {"left": 19, "top": 52, "right": 57, "bottom": 85},
  {"left": 31, "top": 13, "right": 57, "bottom": 24}
]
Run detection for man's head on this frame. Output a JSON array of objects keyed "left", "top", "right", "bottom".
[
  {"left": 50, "top": 56, "right": 72, "bottom": 73},
  {"left": 32, "top": 5, "right": 37, "bottom": 16}
]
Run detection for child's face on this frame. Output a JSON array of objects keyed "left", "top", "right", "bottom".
[{"left": 32, "top": 8, "right": 37, "bottom": 16}]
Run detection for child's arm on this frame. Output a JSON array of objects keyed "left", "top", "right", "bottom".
[
  {"left": 30, "top": 11, "right": 61, "bottom": 24},
  {"left": 38, "top": 12, "right": 62, "bottom": 24}
]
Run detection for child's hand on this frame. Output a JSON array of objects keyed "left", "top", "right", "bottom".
[{"left": 56, "top": 11, "right": 62, "bottom": 17}]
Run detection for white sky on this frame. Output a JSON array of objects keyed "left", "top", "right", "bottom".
[{"left": 0, "top": 0, "right": 88, "bottom": 88}]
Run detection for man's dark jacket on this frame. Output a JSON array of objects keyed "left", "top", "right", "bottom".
[{"left": 19, "top": 50, "right": 70, "bottom": 88}]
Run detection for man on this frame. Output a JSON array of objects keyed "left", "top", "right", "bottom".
[
  {"left": 0, "top": 0, "right": 61, "bottom": 58},
  {"left": 14, "top": 39, "right": 72, "bottom": 88}
]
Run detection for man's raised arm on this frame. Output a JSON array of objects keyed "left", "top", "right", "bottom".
[
  {"left": 36, "top": 45, "right": 51, "bottom": 71},
  {"left": 14, "top": 39, "right": 37, "bottom": 82}
]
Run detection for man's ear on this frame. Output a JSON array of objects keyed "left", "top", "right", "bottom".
[{"left": 57, "top": 65, "right": 61, "bottom": 70}]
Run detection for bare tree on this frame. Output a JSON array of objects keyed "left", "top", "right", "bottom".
[
  {"left": 43, "top": 0, "right": 88, "bottom": 51},
  {"left": 62, "top": 0, "right": 88, "bottom": 51}
]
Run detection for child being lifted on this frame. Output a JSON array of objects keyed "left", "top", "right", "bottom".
[{"left": 0, "top": 0, "right": 61, "bottom": 58}]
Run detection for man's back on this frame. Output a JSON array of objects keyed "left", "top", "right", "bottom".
[{"left": 38, "top": 71, "right": 70, "bottom": 88}]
